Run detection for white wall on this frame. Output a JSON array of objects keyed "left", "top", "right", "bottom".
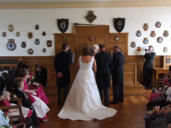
[{"left": 0, "top": 7, "right": 171, "bottom": 56}]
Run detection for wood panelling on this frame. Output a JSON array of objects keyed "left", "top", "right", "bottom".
[
  {"left": 108, "top": 33, "right": 128, "bottom": 57},
  {"left": 0, "top": 25, "right": 166, "bottom": 95},
  {"left": 0, "top": 56, "right": 56, "bottom": 86},
  {"left": 74, "top": 25, "right": 109, "bottom": 61},
  {"left": 22, "top": 56, "right": 56, "bottom": 86}
]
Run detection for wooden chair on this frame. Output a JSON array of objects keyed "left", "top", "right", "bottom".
[{"left": 0, "top": 98, "right": 25, "bottom": 128}]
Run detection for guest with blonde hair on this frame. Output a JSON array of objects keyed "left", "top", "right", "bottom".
[{"left": 92, "top": 44, "right": 99, "bottom": 55}]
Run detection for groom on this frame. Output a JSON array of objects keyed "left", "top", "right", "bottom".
[
  {"left": 54, "top": 43, "right": 73, "bottom": 106},
  {"left": 95, "top": 44, "right": 112, "bottom": 106}
]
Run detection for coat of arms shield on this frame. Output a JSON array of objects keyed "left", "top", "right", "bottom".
[
  {"left": 57, "top": 19, "right": 69, "bottom": 33},
  {"left": 113, "top": 18, "right": 125, "bottom": 33}
]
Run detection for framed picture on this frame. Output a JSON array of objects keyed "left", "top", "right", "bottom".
[
  {"left": 131, "top": 41, "right": 136, "bottom": 48},
  {"left": 16, "top": 32, "right": 20, "bottom": 37},
  {"left": 35, "top": 24, "right": 39, "bottom": 30},
  {"left": 7, "top": 39, "right": 16, "bottom": 51},
  {"left": 28, "top": 32, "right": 33, "bottom": 39},
  {"left": 8, "top": 25, "right": 14, "bottom": 32},
  {"left": 143, "top": 23, "right": 148, "bottom": 31},
  {"left": 163, "top": 30, "right": 169, "bottom": 37},
  {"left": 150, "top": 31, "right": 156, "bottom": 38},
  {"left": 155, "top": 21, "right": 161, "bottom": 28},
  {"left": 2, "top": 32, "right": 6, "bottom": 37},
  {"left": 47, "top": 40, "right": 52, "bottom": 47},
  {"left": 137, "top": 47, "right": 141, "bottom": 52},
  {"left": 136, "top": 30, "right": 141, "bottom": 37},
  {"left": 143, "top": 37, "right": 149, "bottom": 44},
  {"left": 157, "top": 37, "right": 163, "bottom": 43},
  {"left": 43, "top": 48, "right": 46, "bottom": 53},
  {"left": 21, "top": 41, "right": 26, "bottom": 48},
  {"left": 28, "top": 48, "right": 34, "bottom": 55},
  {"left": 35, "top": 39, "right": 40, "bottom": 45}
]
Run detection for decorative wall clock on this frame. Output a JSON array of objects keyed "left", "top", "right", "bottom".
[
  {"left": 143, "top": 23, "right": 148, "bottom": 31},
  {"left": 150, "top": 31, "right": 156, "bottom": 38},
  {"left": 155, "top": 21, "right": 161, "bottom": 28},
  {"left": 47, "top": 40, "right": 52, "bottom": 47},
  {"left": 43, "top": 48, "right": 46, "bottom": 53},
  {"left": 163, "top": 47, "right": 168, "bottom": 52},
  {"left": 35, "top": 24, "right": 39, "bottom": 30},
  {"left": 35, "top": 39, "right": 40, "bottom": 45},
  {"left": 115, "top": 36, "right": 119, "bottom": 41},
  {"left": 16, "top": 32, "right": 20, "bottom": 37},
  {"left": 163, "top": 30, "right": 169, "bottom": 37},
  {"left": 2, "top": 32, "right": 6, "bottom": 37},
  {"left": 85, "top": 10, "right": 97, "bottom": 23},
  {"left": 21, "top": 41, "right": 26, "bottom": 48},
  {"left": 28, "top": 48, "right": 34, "bottom": 55},
  {"left": 157, "top": 37, "right": 163, "bottom": 43},
  {"left": 7, "top": 39, "right": 16, "bottom": 51},
  {"left": 136, "top": 30, "right": 141, "bottom": 37},
  {"left": 28, "top": 32, "right": 33, "bottom": 39},
  {"left": 137, "top": 47, "right": 141, "bottom": 52},
  {"left": 131, "top": 41, "right": 136, "bottom": 48},
  {"left": 143, "top": 37, "right": 149, "bottom": 44},
  {"left": 8, "top": 25, "right": 14, "bottom": 32},
  {"left": 42, "top": 31, "right": 46, "bottom": 36}
]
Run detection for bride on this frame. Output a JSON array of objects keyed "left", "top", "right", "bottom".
[{"left": 58, "top": 46, "right": 117, "bottom": 121}]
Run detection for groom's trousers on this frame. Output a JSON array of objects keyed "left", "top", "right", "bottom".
[{"left": 98, "top": 87, "right": 110, "bottom": 106}]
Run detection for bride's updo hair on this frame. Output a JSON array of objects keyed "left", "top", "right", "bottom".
[{"left": 82, "top": 46, "right": 94, "bottom": 56}]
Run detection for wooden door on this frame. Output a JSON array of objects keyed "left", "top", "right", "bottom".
[{"left": 74, "top": 25, "right": 109, "bottom": 61}]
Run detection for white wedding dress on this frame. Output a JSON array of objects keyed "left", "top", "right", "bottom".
[{"left": 58, "top": 56, "right": 117, "bottom": 121}]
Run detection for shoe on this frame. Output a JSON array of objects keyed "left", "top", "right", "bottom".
[
  {"left": 119, "top": 99, "right": 124, "bottom": 103},
  {"left": 111, "top": 101, "right": 119, "bottom": 104},
  {"left": 42, "top": 119, "right": 48, "bottom": 122}
]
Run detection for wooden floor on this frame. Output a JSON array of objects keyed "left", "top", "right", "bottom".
[{"left": 38, "top": 89, "right": 151, "bottom": 128}]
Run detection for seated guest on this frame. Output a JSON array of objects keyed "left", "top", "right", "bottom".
[
  {"left": 147, "top": 87, "right": 167, "bottom": 111},
  {"left": 146, "top": 105, "right": 171, "bottom": 128},
  {"left": 34, "top": 64, "right": 47, "bottom": 87},
  {"left": 0, "top": 109, "right": 10, "bottom": 127},
  {"left": 92, "top": 44, "right": 99, "bottom": 55},
  {"left": 0, "top": 91, "right": 33, "bottom": 119},
  {"left": 17, "top": 68, "right": 49, "bottom": 104},
  {"left": 149, "top": 87, "right": 163, "bottom": 103},
  {"left": 13, "top": 78, "right": 49, "bottom": 121}
]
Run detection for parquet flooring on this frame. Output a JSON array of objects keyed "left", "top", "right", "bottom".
[{"left": 38, "top": 89, "right": 150, "bottom": 128}]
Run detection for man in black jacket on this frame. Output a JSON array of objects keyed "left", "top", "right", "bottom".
[
  {"left": 143, "top": 45, "right": 155, "bottom": 88},
  {"left": 95, "top": 44, "right": 112, "bottom": 106},
  {"left": 112, "top": 46, "right": 124, "bottom": 104},
  {"left": 54, "top": 43, "right": 73, "bottom": 106}
]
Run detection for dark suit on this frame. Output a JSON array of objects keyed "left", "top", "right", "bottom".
[
  {"left": 112, "top": 51, "right": 124, "bottom": 103},
  {"left": 54, "top": 50, "right": 73, "bottom": 105},
  {"left": 95, "top": 51, "right": 112, "bottom": 106},
  {"left": 143, "top": 52, "right": 155, "bottom": 88},
  {"left": 35, "top": 67, "right": 47, "bottom": 87}
]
